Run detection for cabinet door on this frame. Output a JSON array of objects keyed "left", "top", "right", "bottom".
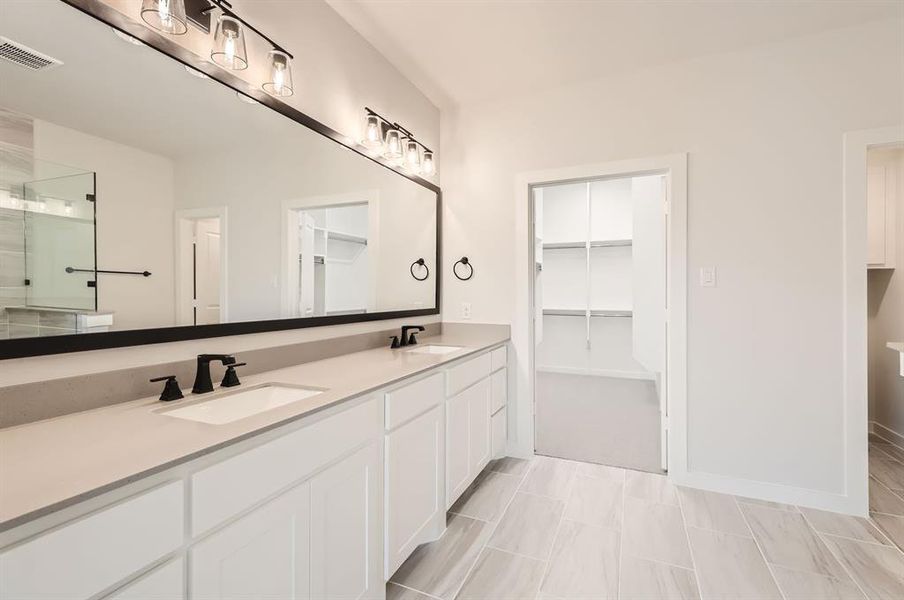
[
  {"left": 446, "top": 388, "right": 471, "bottom": 507},
  {"left": 468, "top": 379, "right": 492, "bottom": 476},
  {"left": 190, "top": 482, "right": 311, "bottom": 600},
  {"left": 492, "top": 407, "right": 507, "bottom": 460},
  {"left": 386, "top": 405, "right": 444, "bottom": 577},
  {"left": 310, "top": 443, "right": 382, "bottom": 600}
]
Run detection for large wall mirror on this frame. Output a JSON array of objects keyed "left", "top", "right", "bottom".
[{"left": 0, "top": 1, "right": 440, "bottom": 357}]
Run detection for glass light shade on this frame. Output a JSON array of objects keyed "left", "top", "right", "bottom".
[
  {"left": 383, "top": 129, "right": 403, "bottom": 160},
  {"left": 362, "top": 115, "right": 383, "bottom": 149},
  {"left": 421, "top": 150, "right": 435, "bottom": 176},
  {"left": 263, "top": 50, "right": 293, "bottom": 97},
  {"left": 140, "top": 0, "right": 187, "bottom": 35},
  {"left": 405, "top": 140, "right": 421, "bottom": 169},
  {"left": 211, "top": 16, "right": 248, "bottom": 70}
]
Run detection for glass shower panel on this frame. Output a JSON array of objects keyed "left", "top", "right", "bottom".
[{"left": 23, "top": 171, "right": 95, "bottom": 310}]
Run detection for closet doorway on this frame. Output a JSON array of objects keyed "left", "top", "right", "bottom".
[{"left": 531, "top": 173, "right": 668, "bottom": 473}]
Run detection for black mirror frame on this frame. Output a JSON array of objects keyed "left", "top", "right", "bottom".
[{"left": 0, "top": 0, "right": 441, "bottom": 359}]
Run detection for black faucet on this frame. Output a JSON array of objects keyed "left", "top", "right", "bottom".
[
  {"left": 192, "top": 354, "right": 236, "bottom": 394},
  {"left": 400, "top": 325, "right": 425, "bottom": 347}
]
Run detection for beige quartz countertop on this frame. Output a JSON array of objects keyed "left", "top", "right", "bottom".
[{"left": 0, "top": 326, "right": 510, "bottom": 531}]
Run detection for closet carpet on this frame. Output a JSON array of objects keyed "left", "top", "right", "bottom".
[{"left": 387, "top": 446, "right": 904, "bottom": 600}]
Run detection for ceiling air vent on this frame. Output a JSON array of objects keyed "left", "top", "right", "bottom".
[{"left": 0, "top": 37, "right": 62, "bottom": 71}]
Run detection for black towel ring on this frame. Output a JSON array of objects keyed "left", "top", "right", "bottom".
[
  {"left": 410, "top": 258, "right": 429, "bottom": 281},
  {"left": 453, "top": 257, "right": 473, "bottom": 281}
]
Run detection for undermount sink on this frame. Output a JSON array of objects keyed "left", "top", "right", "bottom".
[
  {"left": 160, "top": 384, "right": 325, "bottom": 425},
  {"left": 406, "top": 344, "right": 464, "bottom": 355}
]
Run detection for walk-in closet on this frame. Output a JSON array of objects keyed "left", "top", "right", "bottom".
[{"left": 533, "top": 174, "right": 668, "bottom": 473}]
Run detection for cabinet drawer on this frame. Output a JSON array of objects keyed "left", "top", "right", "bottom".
[
  {"left": 385, "top": 372, "right": 444, "bottom": 431},
  {"left": 192, "top": 398, "right": 380, "bottom": 536},
  {"left": 491, "top": 370, "right": 507, "bottom": 414},
  {"left": 446, "top": 353, "right": 492, "bottom": 397},
  {"left": 0, "top": 481, "right": 184, "bottom": 600},
  {"left": 491, "top": 346, "right": 507, "bottom": 372}
]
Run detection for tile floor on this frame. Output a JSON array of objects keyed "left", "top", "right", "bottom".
[{"left": 387, "top": 437, "right": 904, "bottom": 600}]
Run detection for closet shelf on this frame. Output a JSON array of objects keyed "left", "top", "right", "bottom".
[
  {"left": 542, "top": 308, "right": 632, "bottom": 317},
  {"left": 543, "top": 239, "right": 632, "bottom": 250}
]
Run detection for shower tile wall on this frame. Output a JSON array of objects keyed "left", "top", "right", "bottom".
[{"left": 0, "top": 108, "right": 34, "bottom": 340}]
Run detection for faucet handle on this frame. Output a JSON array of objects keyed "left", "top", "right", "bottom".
[
  {"left": 389, "top": 336, "right": 400, "bottom": 349},
  {"left": 150, "top": 375, "right": 184, "bottom": 402},
  {"left": 221, "top": 362, "right": 247, "bottom": 388},
  {"left": 407, "top": 331, "right": 420, "bottom": 345}
]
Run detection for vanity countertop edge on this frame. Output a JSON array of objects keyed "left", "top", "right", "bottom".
[{"left": 0, "top": 324, "right": 510, "bottom": 532}]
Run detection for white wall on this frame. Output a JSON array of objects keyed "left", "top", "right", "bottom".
[
  {"left": 33, "top": 120, "right": 176, "bottom": 330},
  {"left": 440, "top": 18, "right": 904, "bottom": 507},
  {"left": 868, "top": 148, "right": 904, "bottom": 439}
]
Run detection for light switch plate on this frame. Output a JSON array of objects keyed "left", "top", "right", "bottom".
[
  {"left": 461, "top": 302, "right": 472, "bottom": 319},
  {"left": 700, "top": 267, "right": 717, "bottom": 287}
]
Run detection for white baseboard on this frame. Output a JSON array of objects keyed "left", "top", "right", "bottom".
[
  {"left": 871, "top": 421, "right": 904, "bottom": 449},
  {"left": 670, "top": 469, "right": 867, "bottom": 517}
]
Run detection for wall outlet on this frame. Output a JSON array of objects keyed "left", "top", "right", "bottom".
[
  {"left": 699, "top": 267, "right": 717, "bottom": 287},
  {"left": 461, "top": 302, "right": 472, "bottom": 319}
]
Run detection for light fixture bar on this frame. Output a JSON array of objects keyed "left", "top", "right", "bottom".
[
  {"left": 364, "top": 107, "right": 433, "bottom": 154},
  {"left": 200, "top": 0, "right": 294, "bottom": 59}
]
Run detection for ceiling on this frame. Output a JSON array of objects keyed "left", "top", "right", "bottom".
[{"left": 326, "top": 0, "right": 903, "bottom": 109}]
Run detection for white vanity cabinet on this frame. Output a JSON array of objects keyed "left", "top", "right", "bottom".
[{"left": 868, "top": 152, "right": 899, "bottom": 269}]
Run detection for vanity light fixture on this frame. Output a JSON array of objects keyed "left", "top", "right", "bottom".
[
  {"left": 140, "top": 0, "right": 188, "bottom": 35},
  {"left": 383, "top": 128, "right": 403, "bottom": 161},
  {"left": 262, "top": 50, "right": 293, "bottom": 97},
  {"left": 362, "top": 114, "right": 383, "bottom": 149},
  {"left": 421, "top": 150, "right": 436, "bottom": 176},
  {"left": 362, "top": 107, "right": 436, "bottom": 176},
  {"left": 211, "top": 15, "right": 247, "bottom": 70},
  {"left": 404, "top": 139, "right": 421, "bottom": 169}
]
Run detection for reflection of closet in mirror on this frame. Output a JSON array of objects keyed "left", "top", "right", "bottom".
[{"left": 297, "top": 203, "right": 369, "bottom": 317}]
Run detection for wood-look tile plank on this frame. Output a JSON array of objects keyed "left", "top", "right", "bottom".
[
  {"left": 455, "top": 547, "right": 546, "bottom": 600},
  {"left": 677, "top": 487, "right": 750, "bottom": 536},
  {"left": 741, "top": 504, "right": 850, "bottom": 580},
  {"left": 574, "top": 462, "right": 626, "bottom": 482},
  {"left": 489, "top": 457, "right": 533, "bottom": 478},
  {"left": 451, "top": 470, "right": 521, "bottom": 522},
  {"left": 622, "top": 496, "right": 693, "bottom": 568},
  {"left": 770, "top": 566, "right": 866, "bottom": 600},
  {"left": 489, "top": 492, "right": 565, "bottom": 560},
  {"left": 390, "top": 513, "right": 492, "bottom": 600},
  {"left": 520, "top": 456, "right": 576, "bottom": 499},
  {"left": 874, "top": 443, "right": 904, "bottom": 464},
  {"left": 869, "top": 478, "right": 904, "bottom": 516},
  {"left": 618, "top": 556, "right": 700, "bottom": 600},
  {"left": 869, "top": 454, "right": 904, "bottom": 492},
  {"left": 624, "top": 470, "right": 679, "bottom": 505},
  {"left": 822, "top": 534, "right": 904, "bottom": 600},
  {"left": 800, "top": 507, "right": 891, "bottom": 546},
  {"left": 564, "top": 475, "right": 623, "bottom": 530},
  {"left": 871, "top": 513, "right": 904, "bottom": 551},
  {"left": 687, "top": 527, "right": 783, "bottom": 600},
  {"left": 388, "top": 583, "right": 440, "bottom": 600},
  {"left": 539, "top": 520, "right": 619, "bottom": 599}
]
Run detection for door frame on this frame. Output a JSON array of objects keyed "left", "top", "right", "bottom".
[
  {"left": 842, "top": 125, "right": 904, "bottom": 515},
  {"left": 174, "top": 207, "right": 228, "bottom": 326},
  {"left": 514, "top": 154, "right": 688, "bottom": 476}
]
